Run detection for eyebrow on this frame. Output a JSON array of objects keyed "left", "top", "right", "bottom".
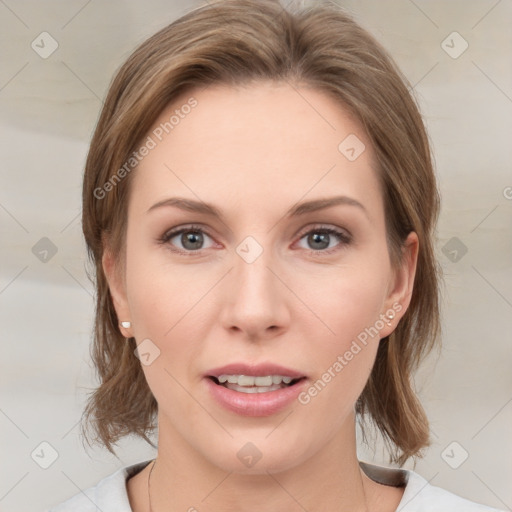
[{"left": 147, "top": 195, "right": 369, "bottom": 220}]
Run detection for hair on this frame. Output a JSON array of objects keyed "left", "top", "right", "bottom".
[{"left": 80, "top": 0, "right": 443, "bottom": 466}]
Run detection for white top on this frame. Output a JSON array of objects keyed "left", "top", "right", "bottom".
[{"left": 47, "top": 459, "right": 506, "bottom": 511}]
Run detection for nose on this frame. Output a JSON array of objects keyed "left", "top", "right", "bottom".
[{"left": 219, "top": 245, "right": 290, "bottom": 342}]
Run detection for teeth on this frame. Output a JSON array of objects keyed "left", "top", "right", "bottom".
[
  {"left": 224, "top": 383, "right": 284, "bottom": 393},
  {"left": 216, "top": 374, "right": 297, "bottom": 387}
]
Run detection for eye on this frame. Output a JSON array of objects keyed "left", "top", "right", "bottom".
[
  {"left": 295, "top": 225, "right": 352, "bottom": 254},
  {"left": 159, "top": 224, "right": 215, "bottom": 255},
  {"left": 158, "top": 223, "right": 352, "bottom": 257}
]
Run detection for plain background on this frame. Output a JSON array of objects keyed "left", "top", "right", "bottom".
[{"left": 0, "top": 0, "right": 511, "bottom": 511}]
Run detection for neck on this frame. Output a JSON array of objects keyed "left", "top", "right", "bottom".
[{"left": 149, "top": 411, "right": 370, "bottom": 512}]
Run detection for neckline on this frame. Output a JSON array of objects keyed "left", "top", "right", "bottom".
[
  {"left": 126, "top": 458, "right": 409, "bottom": 488},
  {"left": 124, "top": 459, "right": 411, "bottom": 512}
]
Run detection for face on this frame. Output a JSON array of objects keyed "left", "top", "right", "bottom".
[{"left": 104, "top": 81, "right": 418, "bottom": 474}]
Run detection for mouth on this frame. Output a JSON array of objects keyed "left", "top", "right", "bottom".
[
  {"left": 207, "top": 374, "right": 306, "bottom": 393},
  {"left": 204, "top": 363, "right": 308, "bottom": 416}
]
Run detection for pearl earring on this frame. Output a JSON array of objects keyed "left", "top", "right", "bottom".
[
  {"left": 384, "top": 310, "right": 396, "bottom": 326},
  {"left": 121, "top": 321, "right": 131, "bottom": 328}
]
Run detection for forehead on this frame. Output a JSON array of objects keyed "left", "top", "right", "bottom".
[{"left": 130, "top": 81, "right": 382, "bottom": 220}]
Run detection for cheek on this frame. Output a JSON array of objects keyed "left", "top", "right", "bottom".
[
  {"left": 124, "top": 236, "right": 197, "bottom": 334},
  {"left": 333, "top": 277, "right": 387, "bottom": 339},
  {"left": 124, "top": 262, "right": 207, "bottom": 412},
  {"left": 294, "top": 264, "right": 389, "bottom": 409},
  {"left": 124, "top": 246, "right": 214, "bottom": 374},
  {"left": 300, "top": 261, "right": 390, "bottom": 346}
]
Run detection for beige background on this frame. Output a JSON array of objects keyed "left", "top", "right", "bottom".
[{"left": 0, "top": 0, "right": 511, "bottom": 511}]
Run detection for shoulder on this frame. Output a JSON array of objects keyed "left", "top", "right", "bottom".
[
  {"left": 397, "top": 468, "right": 506, "bottom": 511},
  {"left": 45, "top": 459, "right": 153, "bottom": 512},
  {"left": 359, "top": 461, "right": 506, "bottom": 512}
]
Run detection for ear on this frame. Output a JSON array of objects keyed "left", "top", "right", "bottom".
[
  {"left": 102, "top": 243, "right": 133, "bottom": 338},
  {"left": 378, "top": 231, "right": 419, "bottom": 339}
]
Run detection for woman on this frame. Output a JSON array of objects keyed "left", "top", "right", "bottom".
[{"left": 48, "top": 0, "right": 505, "bottom": 510}]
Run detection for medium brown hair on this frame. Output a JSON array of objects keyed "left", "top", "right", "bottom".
[{"left": 80, "top": 0, "right": 442, "bottom": 466}]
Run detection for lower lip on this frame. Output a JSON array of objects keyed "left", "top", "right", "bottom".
[{"left": 204, "top": 377, "right": 308, "bottom": 417}]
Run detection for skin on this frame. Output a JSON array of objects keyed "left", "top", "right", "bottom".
[{"left": 103, "top": 81, "right": 418, "bottom": 512}]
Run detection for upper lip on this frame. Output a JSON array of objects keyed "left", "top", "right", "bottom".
[{"left": 206, "top": 362, "right": 306, "bottom": 379}]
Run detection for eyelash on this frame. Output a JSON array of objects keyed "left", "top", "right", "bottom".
[{"left": 157, "top": 223, "right": 352, "bottom": 257}]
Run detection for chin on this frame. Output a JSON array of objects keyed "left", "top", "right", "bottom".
[{"left": 196, "top": 434, "right": 314, "bottom": 475}]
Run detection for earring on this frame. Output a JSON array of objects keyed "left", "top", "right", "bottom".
[
  {"left": 121, "top": 321, "right": 131, "bottom": 328},
  {"left": 384, "top": 311, "right": 395, "bottom": 326}
]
